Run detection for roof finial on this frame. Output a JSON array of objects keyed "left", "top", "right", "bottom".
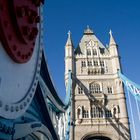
[
  {"left": 84, "top": 25, "right": 94, "bottom": 35},
  {"left": 109, "top": 29, "right": 117, "bottom": 46},
  {"left": 68, "top": 30, "right": 71, "bottom": 38},
  {"left": 87, "top": 25, "right": 90, "bottom": 29},
  {"left": 66, "top": 30, "right": 73, "bottom": 46},
  {"left": 109, "top": 30, "right": 113, "bottom": 36}
]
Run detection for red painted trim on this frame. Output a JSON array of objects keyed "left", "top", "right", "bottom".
[{"left": 0, "top": 0, "right": 43, "bottom": 63}]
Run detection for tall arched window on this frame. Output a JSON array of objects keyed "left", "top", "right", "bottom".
[
  {"left": 105, "top": 109, "right": 112, "bottom": 118},
  {"left": 107, "top": 86, "right": 113, "bottom": 94},
  {"left": 83, "top": 110, "right": 89, "bottom": 118},
  {"left": 93, "top": 49, "right": 97, "bottom": 55},
  {"left": 88, "top": 61, "right": 92, "bottom": 67},
  {"left": 100, "top": 60, "right": 104, "bottom": 67},
  {"left": 87, "top": 50, "right": 91, "bottom": 56},
  {"left": 94, "top": 61, "right": 98, "bottom": 66},
  {"left": 77, "top": 108, "right": 82, "bottom": 119},
  {"left": 78, "top": 86, "right": 83, "bottom": 94},
  {"left": 89, "top": 83, "right": 101, "bottom": 94},
  {"left": 91, "top": 107, "right": 103, "bottom": 118},
  {"left": 81, "top": 61, "right": 86, "bottom": 67}
]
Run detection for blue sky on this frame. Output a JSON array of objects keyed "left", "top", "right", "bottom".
[{"left": 43, "top": 0, "right": 140, "bottom": 139}]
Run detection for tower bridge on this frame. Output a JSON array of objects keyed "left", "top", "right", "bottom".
[{"left": 0, "top": 1, "right": 140, "bottom": 140}]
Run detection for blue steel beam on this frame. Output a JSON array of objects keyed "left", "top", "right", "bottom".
[{"left": 118, "top": 71, "right": 140, "bottom": 101}]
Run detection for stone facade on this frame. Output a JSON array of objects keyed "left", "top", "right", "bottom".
[{"left": 65, "top": 27, "right": 130, "bottom": 140}]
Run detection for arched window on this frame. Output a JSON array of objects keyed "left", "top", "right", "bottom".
[
  {"left": 83, "top": 109, "right": 89, "bottom": 118},
  {"left": 101, "top": 68, "right": 105, "bottom": 74},
  {"left": 91, "top": 107, "right": 103, "bottom": 118},
  {"left": 93, "top": 49, "right": 97, "bottom": 55},
  {"left": 81, "top": 61, "right": 86, "bottom": 67},
  {"left": 107, "top": 86, "right": 113, "bottom": 94},
  {"left": 98, "top": 108, "right": 103, "bottom": 118},
  {"left": 78, "top": 86, "right": 83, "bottom": 94},
  {"left": 91, "top": 107, "right": 95, "bottom": 118},
  {"left": 105, "top": 110, "right": 112, "bottom": 118},
  {"left": 88, "top": 61, "right": 92, "bottom": 67},
  {"left": 89, "top": 83, "right": 101, "bottom": 94},
  {"left": 94, "top": 61, "right": 98, "bottom": 66},
  {"left": 77, "top": 108, "right": 81, "bottom": 119},
  {"left": 87, "top": 50, "right": 91, "bottom": 56},
  {"left": 100, "top": 61, "right": 104, "bottom": 67},
  {"left": 88, "top": 70, "right": 93, "bottom": 75}
]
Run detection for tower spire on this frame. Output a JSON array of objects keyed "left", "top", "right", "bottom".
[
  {"left": 66, "top": 30, "right": 73, "bottom": 46},
  {"left": 84, "top": 25, "right": 94, "bottom": 35},
  {"left": 109, "top": 30, "right": 117, "bottom": 46}
]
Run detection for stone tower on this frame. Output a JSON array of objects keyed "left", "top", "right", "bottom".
[{"left": 65, "top": 26, "right": 130, "bottom": 140}]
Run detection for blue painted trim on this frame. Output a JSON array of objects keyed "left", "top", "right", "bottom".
[
  {"left": 65, "top": 70, "right": 72, "bottom": 140},
  {"left": 65, "top": 106, "right": 71, "bottom": 140},
  {"left": 118, "top": 71, "right": 140, "bottom": 101},
  {"left": 46, "top": 70, "right": 72, "bottom": 110},
  {"left": 47, "top": 98, "right": 61, "bottom": 113},
  {"left": 31, "top": 123, "right": 42, "bottom": 128},
  {"left": 45, "top": 70, "right": 72, "bottom": 139},
  {"left": 64, "top": 70, "right": 72, "bottom": 108}
]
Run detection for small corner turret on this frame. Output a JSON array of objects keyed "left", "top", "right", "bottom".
[
  {"left": 108, "top": 30, "right": 119, "bottom": 57},
  {"left": 65, "top": 30, "right": 74, "bottom": 59},
  {"left": 65, "top": 30, "right": 73, "bottom": 47},
  {"left": 109, "top": 30, "right": 117, "bottom": 46},
  {"left": 84, "top": 25, "right": 94, "bottom": 35},
  {"left": 108, "top": 30, "right": 120, "bottom": 73},
  {"left": 65, "top": 31, "right": 75, "bottom": 86}
]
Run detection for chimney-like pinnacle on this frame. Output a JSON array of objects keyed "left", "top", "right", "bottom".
[
  {"left": 109, "top": 30, "right": 117, "bottom": 46},
  {"left": 66, "top": 30, "right": 73, "bottom": 46}
]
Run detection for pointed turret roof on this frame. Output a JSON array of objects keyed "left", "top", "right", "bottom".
[
  {"left": 84, "top": 25, "right": 94, "bottom": 35},
  {"left": 65, "top": 30, "right": 73, "bottom": 46},
  {"left": 109, "top": 30, "right": 117, "bottom": 46}
]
